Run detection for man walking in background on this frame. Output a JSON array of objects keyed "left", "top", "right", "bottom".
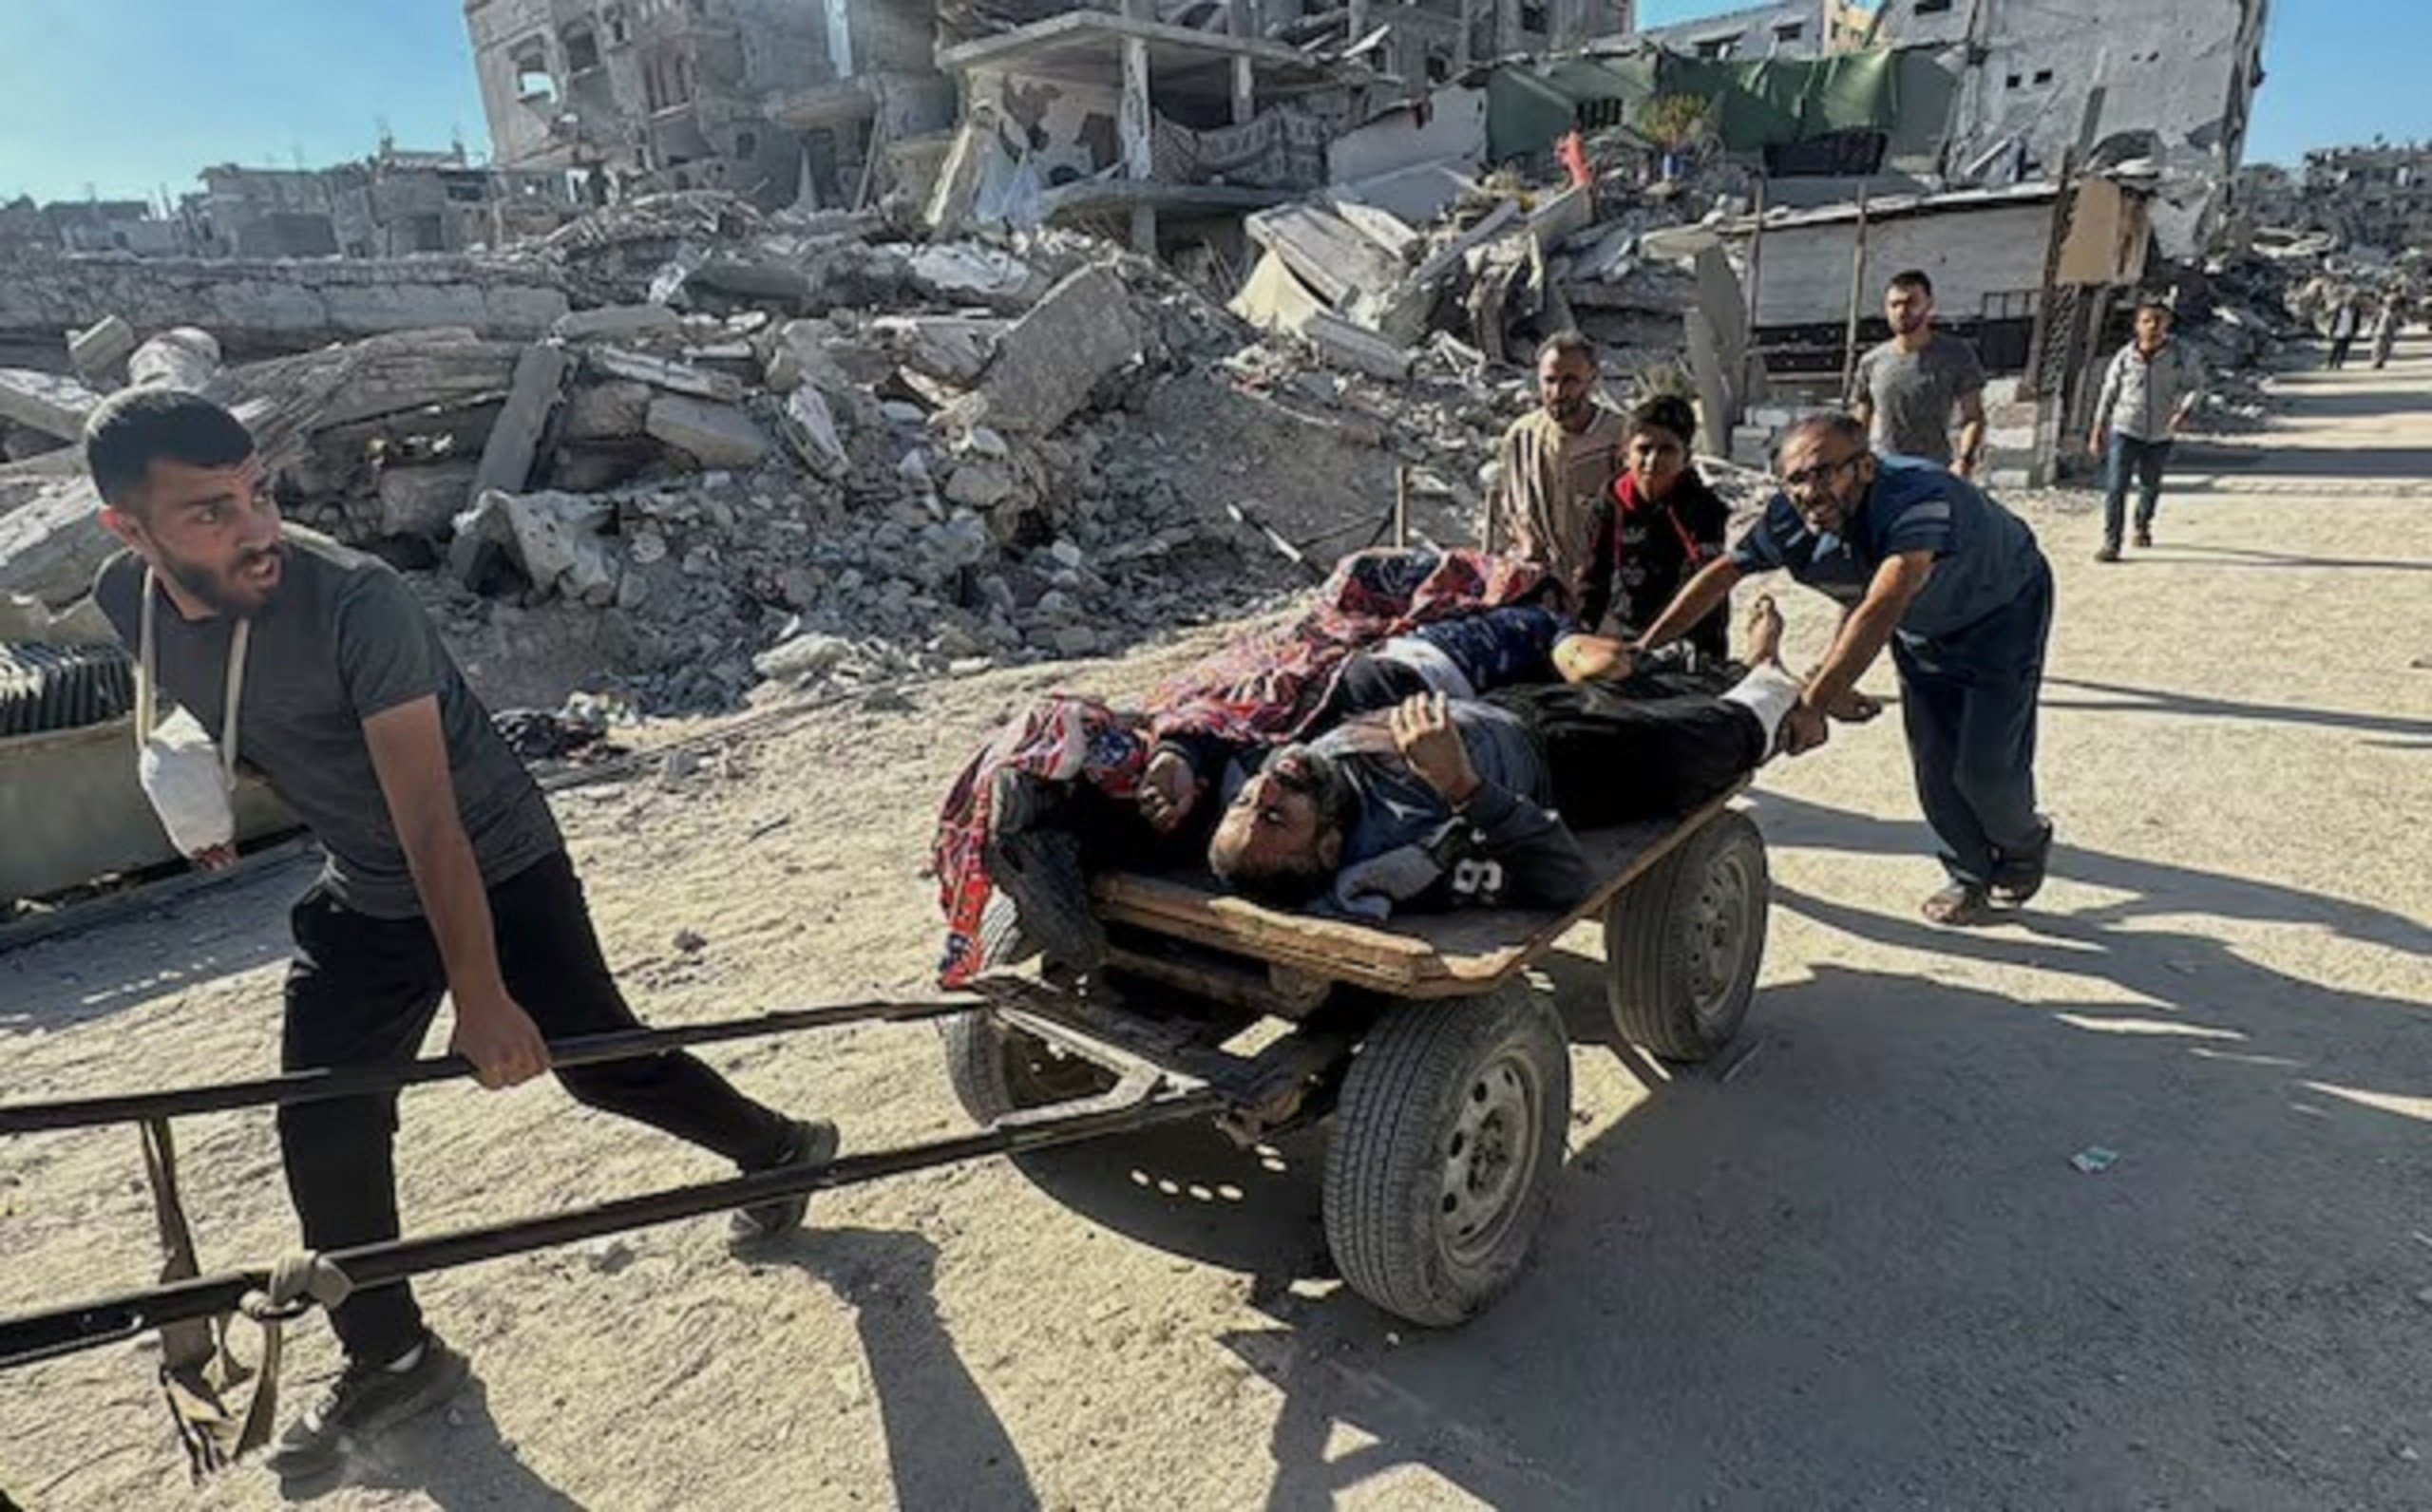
[
  {"left": 2088, "top": 297, "right": 2205, "bottom": 561},
  {"left": 1852, "top": 269, "right": 1989, "bottom": 477}
]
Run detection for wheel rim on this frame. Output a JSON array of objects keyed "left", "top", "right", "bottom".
[
  {"left": 1685, "top": 846, "right": 1758, "bottom": 1032},
  {"left": 1438, "top": 1049, "right": 1543, "bottom": 1267},
  {"left": 1002, "top": 1029, "right": 1114, "bottom": 1105}
]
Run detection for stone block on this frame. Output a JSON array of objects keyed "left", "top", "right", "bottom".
[
  {"left": 375, "top": 462, "right": 482, "bottom": 539},
  {"left": 0, "top": 476, "right": 108, "bottom": 609},
  {"left": 645, "top": 394, "right": 769, "bottom": 468},
  {"left": 779, "top": 387, "right": 848, "bottom": 479},
  {"left": 963, "top": 265, "right": 1142, "bottom": 435},
  {"left": 472, "top": 344, "right": 574, "bottom": 501},
  {"left": 0, "top": 369, "right": 104, "bottom": 443},
  {"left": 126, "top": 328, "right": 221, "bottom": 391},
  {"left": 870, "top": 315, "right": 1003, "bottom": 385},
  {"left": 550, "top": 304, "right": 685, "bottom": 342},
  {"left": 68, "top": 316, "right": 138, "bottom": 385},
  {"left": 559, "top": 380, "right": 655, "bottom": 443},
  {"left": 449, "top": 488, "right": 618, "bottom": 605}
]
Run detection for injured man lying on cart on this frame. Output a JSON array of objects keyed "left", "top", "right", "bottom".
[
  {"left": 935, "top": 558, "right": 1800, "bottom": 979},
  {"left": 1202, "top": 595, "right": 1799, "bottom": 919}
]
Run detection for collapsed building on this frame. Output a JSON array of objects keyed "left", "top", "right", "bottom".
[
  {"left": 1, "top": 0, "right": 2312, "bottom": 909},
  {"left": 1871, "top": 0, "right": 2270, "bottom": 259}
]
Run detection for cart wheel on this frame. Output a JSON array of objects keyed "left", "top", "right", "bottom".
[
  {"left": 940, "top": 1011, "right": 1118, "bottom": 1126},
  {"left": 1322, "top": 986, "right": 1570, "bottom": 1328},
  {"left": 1604, "top": 808, "right": 1769, "bottom": 1062}
]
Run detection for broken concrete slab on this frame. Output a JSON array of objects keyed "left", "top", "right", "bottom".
[
  {"left": 778, "top": 387, "right": 848, "bottom": 480},
  {"left": 126, "top": 328, "right": 221, "bottom": 391},
  {"left": 870, "top": 315, "right": 1002, "bottom": 385},
  {"left": 68, "top": 316, "right": 138, "bottom": 386},
  {"left": 958, "top": 265, "right": 1143, "bottom": 436},
  {"left": 1302, "top": 311, "right": 1415, "bottom": 382},
  {"left": 559, "top": 380, "right": 655, "bottom": 443},
  {"left": 905, "top": 244, "right": 1046, "bottom": 310},
  {"left": 761, "top": 319, "right": 857, "bottom": 399},
  {"left": 687, "top": 257, "right": 813, "bottom": 306},
  {"left": 1244, "top": 204, "right": 1406, "bottom": 313},
  {"left": 645, "top": 394, "right": 770, "bottom": 468},
  {"left": 375, "top": 461, "right": 483, "bottom": 539},
  {"left": 943, "top": 459, "right": 1017, "bottom": 510},
  {"left": 0, "top": 254, "right": 570, "bottom": 350},
  {"left": 0, "top": 476, "right": 107, "bottom": 609},
  {"left": 471, "top": 345, "right": 574, "bottom": 502},
  {"left": 0, "top": 369, "right": 104, "bottom": 444},
  {"left": 550, "top": 304, "right": 685, "bottom": 343},
  {"left": 586, "top": 347, "right": 745, "bottom": 405},
  {"left": 449, "top": 488, "right": 618, "bottom": 606}
]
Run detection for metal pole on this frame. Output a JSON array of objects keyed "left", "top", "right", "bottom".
[
  {"left": 1394, "top": 464, "right": 1411, "bottom": 548},
  {"left": 1839, "top": 185, "right": 1871, "bottom": 398},
  {"left": 0, "top": 1086, "right": 1225, "bottom": 1370},
  {"left": 1744, "top": 176, "right": 1769, "bottom": 398},
  {"left": 0, "top": 996, "right": 977, "bottom": 1135}
]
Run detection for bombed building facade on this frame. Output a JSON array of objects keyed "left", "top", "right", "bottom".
[{"left": 1872, "top": 0, "right": 2270, "bottom": 256}]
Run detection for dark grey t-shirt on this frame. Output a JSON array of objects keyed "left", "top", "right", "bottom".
[
  {"left": 1853, "top": 333, "right": 1986, "bottom": 463},
  {"left": 95, "top": 529, "right": 560, "bottom": 917}
]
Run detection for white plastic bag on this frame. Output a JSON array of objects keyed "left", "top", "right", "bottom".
[{"left": 131, "top": 568, "right": 250, "bottom": 860}]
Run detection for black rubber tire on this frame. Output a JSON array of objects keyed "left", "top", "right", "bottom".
[
  {"left": 1321, "top": 986, "right": 1571, "bottom": 1328},
  {"left": 1604, "top": 808, "right": 1769, "bottom": 1062},
  {"left": 940, "top": 1011, "right": 1118, "bottom": 1127}
]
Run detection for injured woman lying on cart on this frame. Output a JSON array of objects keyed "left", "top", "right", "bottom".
[{"left": 930, "top": 547, "right": 1796, "bottom": 985}]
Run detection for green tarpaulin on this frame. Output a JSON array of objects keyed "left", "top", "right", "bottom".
[{"left": 1486, "top": 46, "right": 1914, "bottom": 161}]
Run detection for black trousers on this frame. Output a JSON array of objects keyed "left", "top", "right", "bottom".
[
  {"left": 1491, "top": 674, "right": 1767, "bottom": 827},
  {"left": 279, "top": 850, "right": 792, "bottom": 1365},
  {"left": 1890, "top": 566, "right": 2055, "bottom": 888}
]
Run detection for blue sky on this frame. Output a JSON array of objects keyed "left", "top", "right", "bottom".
[{"left": 0, "top": 0, "right": 2422, "bottom": 204}]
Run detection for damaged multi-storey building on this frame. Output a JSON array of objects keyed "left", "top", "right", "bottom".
[
  {"left": 2298, "top": 142, "right": 2432, "bottom": 255},
  {"left": 464, "top": 0, "right": 953, "bottom": 209},
  {"left": 1872, "top": 0, "right": 2270, "bottom": 257}
]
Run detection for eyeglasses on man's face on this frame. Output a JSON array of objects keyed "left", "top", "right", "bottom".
[{"left": 1779, "top": 452, "right": 1863, "bottom": 493}]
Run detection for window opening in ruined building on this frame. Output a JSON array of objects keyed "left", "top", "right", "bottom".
[
  {"left": 2032, "top": 67, "right": 2053, "bottom": 85},
  {"left": 564, "top": 25, "right": 600, "bottom": 73},
  {"left": 734, "top": 130, "right": 757, "bottom": 158},
  {"left": 1915, "top": 0, "right": 1953, "bottom": 12},
  {"left": 1696, "top": 36, "right": 1731, "bottom": 59},
  {"left": 1520, "top": 2, "right": 1548, "bottom": 34},
  {"left": 1775, "top": 22, "right": 1803, "bottom": 43},
  {"left": 605, "top": 5, "right": 631, "bottom": 44},
  {"left": 2004, "top": 72, "right": 2022, "bottom": 88},
  {"left": 513, "top": 42, "right": 555, "bottom": 103}
]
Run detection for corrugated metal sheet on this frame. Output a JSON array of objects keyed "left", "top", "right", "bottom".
[{"left": 0, "top": 642, "right": 135, "bottom": 739}]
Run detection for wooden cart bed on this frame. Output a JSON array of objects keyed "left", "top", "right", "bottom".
[{"left": 1088, "top": 785, "right": 1747, "bottom": 1000}]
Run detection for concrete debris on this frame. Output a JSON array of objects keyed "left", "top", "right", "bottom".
[
  {"left": 645, "top": 394, "right": 770, "bottom": 470},
  {"left": 0, "top": 369, "right": 103, "bottom": 443},
  {"left": 472, "top": 345, "right": 575, "bottom": 502},
  {"left": 778, "top": 386, "right": 848, "bottom": 480},
  {"left": 451, "top": 489, "right": 619, "bottom": 607},
  {"left": 126, "top": 327, "right": 221, "bottom": 391},
  {"left": 68, "top": 316, "right": 138, "bottom": 386},
  {"left": 952, "top": 265, "right": 1143, "bottom": 435},
  {"left": 905, "top": 244, "right": 1045, "bottom": 309},
  {"left": 550, "top": 305, "right": 686, "bottom": 343},
  {"left": 586, "top": 347, "right": 745, "bottom": 405}
]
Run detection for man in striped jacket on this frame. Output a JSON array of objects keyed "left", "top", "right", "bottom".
[{"left": 2088, "top": 298, "right": 2206, "bottom": 561}]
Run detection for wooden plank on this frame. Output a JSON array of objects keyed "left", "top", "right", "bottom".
[{"left": 1091, "top": 785, "right": 1748, "bottom": 998}]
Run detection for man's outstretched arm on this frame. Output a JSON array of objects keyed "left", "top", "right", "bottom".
[
  {"left": 1632, "top": 554, "right": 1743, "bottom": 652},
  {"left": 363, "top": 695, "right": 550, "bottom": 1087},
  {"left": 1783, "top": 550, "right": 1934, "bottom": 752}
]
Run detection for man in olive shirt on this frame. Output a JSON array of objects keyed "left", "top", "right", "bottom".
[
  {"left": 83, "top": 390, "right": 832, "bottom": 1478},
  {"left": 1852, "top": 269, "right": 1989, "bottom": 477},
  {"left": 1488, "top": 331, "right": 1628, "bottom": 610}
]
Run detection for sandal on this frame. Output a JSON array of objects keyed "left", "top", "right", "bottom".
[{"left": 1922, "top": 882, "right": 1996, "bottom": 927}]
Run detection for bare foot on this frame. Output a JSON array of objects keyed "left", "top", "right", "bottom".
[
  {"left": 1825, "top": 686, "right": 1883, "bottom": 723},
  {"left": 1742, "top": 593, "right": 1785, "bottom": 667}
]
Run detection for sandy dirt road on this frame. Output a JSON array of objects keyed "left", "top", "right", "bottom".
[{"left": 4, "top": 351, "right": 2430, "bottom": 1510}]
